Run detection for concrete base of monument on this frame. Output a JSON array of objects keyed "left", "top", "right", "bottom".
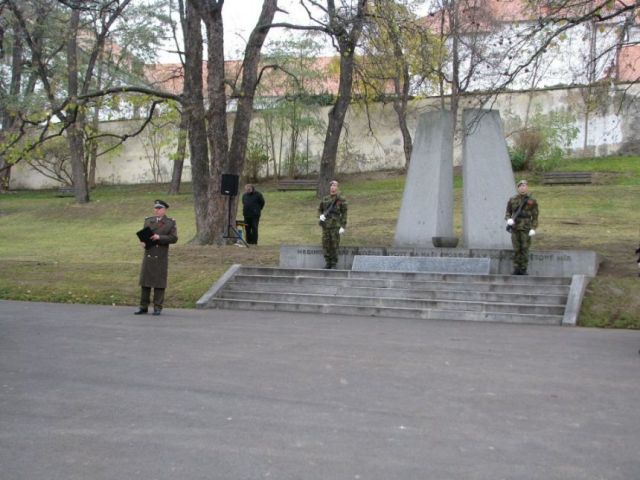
[{"left": 280, "top": 245, "right": 602, "bottom": 278}]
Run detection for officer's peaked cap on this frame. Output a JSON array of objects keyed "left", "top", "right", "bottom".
[{"left": 154, "top": 199, "right": 169, "bottom": 208}]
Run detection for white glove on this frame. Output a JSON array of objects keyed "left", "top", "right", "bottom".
[
  {"left": 319, "top": 214, "right": 326, "bottom": 222},
  {"left": 339, "top": 227, "right": 345, "bottom": 235},
  {"left": 528, "top": 229, "right": 536, "bottom": 236},
  {"left": 506, "top": 219, "right": 515, "bottom": 226}
]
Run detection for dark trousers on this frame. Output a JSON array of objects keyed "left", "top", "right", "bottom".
[
  {"left": 243, "top": 216, "right": 260, "bottom": 244},
  {"left": 140, "top": 287, "right": 165, "bottom": 310}
]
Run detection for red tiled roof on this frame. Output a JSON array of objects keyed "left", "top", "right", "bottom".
[
  {"left": 617, "top": 44, "right": 640, "bottom": 81},
  {"left": 144, "top": 63, "right": 190, "bottom": 94},
  {"left": 422, "top": 0, "right": 638, "bottom": 34},
  {"left": 146, "top": 2, "right": 639, "bottom": 95},
  {"left": 144, "top": 56, "right": 341, "bottom": 97}
]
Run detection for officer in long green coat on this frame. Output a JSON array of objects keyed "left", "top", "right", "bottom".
[
  {"left": 505, "top": 180, "right": 538, "bottom": 275},
  {"left": 135, "top": 199, "right": 178, "bottom": 315},
  {"left": 318, "top": 180, "right": 348, "bottom": 269}
]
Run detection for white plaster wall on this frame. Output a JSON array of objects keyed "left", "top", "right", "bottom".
[{"left": 9, "top": 84, "right": 640, "bottom": 189}]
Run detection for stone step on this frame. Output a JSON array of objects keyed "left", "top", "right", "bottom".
[
  {"left": 207, "top": 298, "right": 563, "bottom": 326},
  {"left": 224, "top": 281, "right": 567, "bottom": 305},
  {"left": 218, "top": 290, "right": 566, "bottom": 316},
  {"left": 237, "top": 266, "right": 572, "bottom": 286},
  {"left": 197, "top": 265, "right": 577, "bottom": 325},
  {"left": 231, "top": 273, "right": 569, "bottom": 296}
]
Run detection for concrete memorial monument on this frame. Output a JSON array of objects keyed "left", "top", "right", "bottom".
[
  {"left": 462, "top": 109, "right": 514, "bottom": 249},
  {"left": 203, "top": 107, "right": 599, "bottom": 325},
  {"left": 394, "top": 111, "right": 454, "bottom": 247}
]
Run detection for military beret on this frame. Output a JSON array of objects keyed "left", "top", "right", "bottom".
[
  {"left": 517, "top": 179, "right": 528, "bottom": 187},
  {"left": 154, "top": 199, "right": 169, "bottom": 208}
]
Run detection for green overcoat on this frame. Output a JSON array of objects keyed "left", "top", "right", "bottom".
[{"left": 139, "top": 216, "right": 178, "bottom": 288}]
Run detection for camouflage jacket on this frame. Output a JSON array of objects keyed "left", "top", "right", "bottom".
[
  {"left": 505, "top": 194, "right": 538, "bottom": 231},
  {"left": 318, "top": 194, "right": 348, "bottom": 229}
]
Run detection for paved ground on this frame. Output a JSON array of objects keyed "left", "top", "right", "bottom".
[{"left": 1, "top": 300, "right": 639, "bottom": 480}]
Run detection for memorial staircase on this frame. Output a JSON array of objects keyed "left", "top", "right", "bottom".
[{"left": 198, "top": 266, "right": 576, "bottom": 326}]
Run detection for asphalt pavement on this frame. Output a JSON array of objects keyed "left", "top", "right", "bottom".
[{"left": 1, "top": 300, "right": 639, "bottom": 480}]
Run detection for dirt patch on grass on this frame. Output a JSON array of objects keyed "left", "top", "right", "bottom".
[{"left": 174, "top": 244, "right": 280, "bottom": 267}]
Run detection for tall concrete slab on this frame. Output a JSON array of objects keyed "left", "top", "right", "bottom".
[
  {"left": 394, "top": 111, "right": 454, "bottom": 247},
  {"left": 462, "top": 109, "right": 515, "bottom": 249}
]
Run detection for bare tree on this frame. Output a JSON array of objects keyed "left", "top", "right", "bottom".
[
  {"left": 4, "top": 0, "right": 164, "bottom": 202},
  {"left": 185, "top": 0, "right": 278, "bottom": 244},
  {"left": 167, "top": 0, "right": 189, "bottom": 195},
  {"left": 358, "top": 0, "right": 438, "bottom": 169},
  {"left": 316, "top": 0, "right": 368, "bottom": 196},
  {"left": 0, "top": 2, "right": 41, "bottom": 191},
  {"left": 271, "top": 0, "right": 368, "bottom": 197},
  {"left": 257, "top": 36, "right": 327, "bottom": 178}
]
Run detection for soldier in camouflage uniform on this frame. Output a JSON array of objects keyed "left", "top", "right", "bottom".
[
  {"left": 505, "top": 180, "right": 538, "bottom": 275},
  {"left": 135, "top": 200, "right": 178, "bottom": 315},
  {"left": 318, "top": 180, "right": 348, "bottom": 269}
]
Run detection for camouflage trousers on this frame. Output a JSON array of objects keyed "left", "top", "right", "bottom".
[
  {"left": 322, "top": 227, "right": 341, "bottom": 267},
  {"left": 511, "top": 230, "right": 532, "bottom": 271}
]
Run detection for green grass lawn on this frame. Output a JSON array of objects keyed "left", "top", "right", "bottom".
[{"left": 1, "top": 159, "right": 639, "bottom": 328}]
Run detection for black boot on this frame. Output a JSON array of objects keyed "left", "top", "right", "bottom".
[
  {"left": 152, "top": 308, "right": 162, "bottom": 316},
  {"left": 134, "top": 308, "right": 148, "bottom": 315}
]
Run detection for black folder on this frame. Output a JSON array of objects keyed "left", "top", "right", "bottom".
[{"left": 136, "top": 226, "right": 156, "bottom": 249}]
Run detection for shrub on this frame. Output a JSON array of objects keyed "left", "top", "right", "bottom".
[
  {"left": 243, "top": 143, "right": 269, "bottom": 183},
  {"left": 508, "top": 146, "right": 527, "bottom": 171},
  {"left": 511, "top": 108, "right": 579, "bottom": 172}
]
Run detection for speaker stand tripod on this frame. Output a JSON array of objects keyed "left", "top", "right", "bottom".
[{"left": 223, "top": 194, "right": 248, "bottom": 247}]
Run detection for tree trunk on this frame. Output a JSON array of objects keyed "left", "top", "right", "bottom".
[
  {"left": 317, "top": 0, "right": 367, "bottom": 198},
  {"left": 88, "top": 104, "right": 100, "bottom": 189},
  {"left": 227, "top": 0, "right": 278, "bottom": 233},
  {"left": 168, "top": 110, "right": 188, "bottom": 195},
  {"left": 202, "top": 5, "right": 229, "bottom": 245},
  {"left": 583, "top": 20, "right": 597, "bottom": 153},
  {"left": 390, "top": 31, "right": 412, "bottom": 170},
  {"left": 88, "top": 45, "right": 105, "bottom": 190},
  {"left": 392, "top": 95, "right": 412, "bottom": 170},
  {"left": 0, "top": 27, "right": 24, "bottom": 191},
  {"left": 183, "top": 1, "right": 213, "bottom": 244},
  {"left": 450, "top": 1, "right": 460, "bottom": 134},
  {"left": 68, "top": 123, "right": 89, "bottom": 202},
  {"left": 318, "top": 50, "right": 356, "bottom": 196},
  {"left": 67, "top": 9, "right": 89, "bottom": 203},
  {"left": 288, "top": 100, "right": 299, "bottom": 177},
  {"left": 188, "top": 0, "right": 277, "bottom": 243}
]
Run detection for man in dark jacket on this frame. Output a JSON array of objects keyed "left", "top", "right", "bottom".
[
  {"left": 135, "top": 199, "right": 178, "bottom": 315},
  {"left": 242, "top": 184, "right": 265, "bottom": 245}
]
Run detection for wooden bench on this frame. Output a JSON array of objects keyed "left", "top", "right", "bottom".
[
  {"left": 542, "top": 172, "right": 593, "bottom": 185},
  {"left": 276, "top": 179, "right": 318, "bottom": 191},
  {"left": 56, "top": 186, "right": 74, "bottom": 197}
]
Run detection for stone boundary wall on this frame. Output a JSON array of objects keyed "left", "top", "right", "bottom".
[{"left": 10, "top": 84, "right": 640, "bottom": 189}]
